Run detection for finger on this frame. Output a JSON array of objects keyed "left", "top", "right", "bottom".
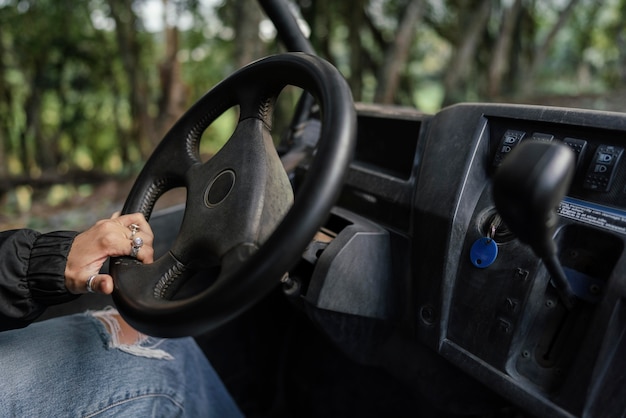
[
  {"left": 118, "top": 213, "right": 154, "bottom": 239},
  {"left": 96, "top": 275, "right": 115, "bottom": 295},
  {"left": 110, "top": 211, "right": 121, "bottom": 219},
  {"left": 98, "top": 226, "right": 153, "bottom": 262},
  {"left": 130, "top": 239, "right": 154, "bottom": 264},
  {"left": 118, "top": 212, "right": 149, "bottom": 228},
  {"left": 139, "top": 244, "right": 154, "bottom": 264},
  {"left": 99, "top": 213, "right": 154, "bottom": 262},
  {"left": 85, "top": 274, "right": 114, "bottom": 295}
]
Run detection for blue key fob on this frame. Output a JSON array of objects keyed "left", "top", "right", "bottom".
[{"left": 470, "top": 237, "right": 498, "bottom": 268}]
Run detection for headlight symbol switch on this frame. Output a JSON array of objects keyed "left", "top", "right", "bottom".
[
  {"left": 583, "top": 144, "right": 623, "bottom": 192},
  {"left": 493, "top": 129, "right": 526, "bottom": 167}
]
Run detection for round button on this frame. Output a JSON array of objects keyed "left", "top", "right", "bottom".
[{"left": 205, "top": 170, "right": 236, "bottom": 207}]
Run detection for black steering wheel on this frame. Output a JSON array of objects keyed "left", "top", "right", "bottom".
[{"left": 110, "top": 53, "right": 356, "bottom": 337}]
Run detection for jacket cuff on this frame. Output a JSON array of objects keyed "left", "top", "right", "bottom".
[{"left": 27, "top": 231, "right": 80, "bottom": 305}]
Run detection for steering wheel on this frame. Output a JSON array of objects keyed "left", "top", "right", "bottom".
[{"left": 110, "top": 53, "right": 356, "bottom": 337}]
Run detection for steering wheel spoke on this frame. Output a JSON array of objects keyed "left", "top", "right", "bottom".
[{"left": 122, "top": 137, "right": 199, "bottom": 218}]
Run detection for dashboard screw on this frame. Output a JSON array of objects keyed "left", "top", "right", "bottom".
[
  {"left": 589, "top": 284, "right": 601, "bottom": 294},
  {"left": 420, "top": 305, "right": 436, "bottom": 325}
]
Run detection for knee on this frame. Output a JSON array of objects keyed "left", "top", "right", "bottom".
[{"left": 89, "top": 307, "right": 173, "bottom": 359}]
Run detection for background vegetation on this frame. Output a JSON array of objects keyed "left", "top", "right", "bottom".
[{"left": 1, "top": 0, "right": 626, "bottom": 229}]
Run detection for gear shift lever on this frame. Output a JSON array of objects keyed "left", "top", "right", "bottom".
[{"left": 493, "top": 140, "right": 577, "bottom": 309}]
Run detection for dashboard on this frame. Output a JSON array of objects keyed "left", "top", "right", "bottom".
[{"left": 292, "top": 102, "right": 626, "bottom": 417}]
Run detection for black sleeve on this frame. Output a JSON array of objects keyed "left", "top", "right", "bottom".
[{"left": 0, "top": 229, "right": 79, "bottom": 331}]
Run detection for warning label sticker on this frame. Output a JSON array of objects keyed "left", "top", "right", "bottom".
[{"left": 558, "top": 197, "right": 626, "bottom": 235}]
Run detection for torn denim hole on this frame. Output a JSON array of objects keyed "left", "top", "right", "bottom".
[{"left": 88, "top": 307, "right": 174, "bottom": 360}]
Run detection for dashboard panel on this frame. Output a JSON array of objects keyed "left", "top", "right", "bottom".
[{"left": 296, "top": 102, "right": 626, "bottom": 418}]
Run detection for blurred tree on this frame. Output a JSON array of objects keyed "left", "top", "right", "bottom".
[
  {"left": 0, "top": 1, "right": 122, "bottom": 182},
  {"left": 234, "top": 0, "right": 266, "bottom": 67},
  {"left": 0, "top": 26, "right": 10, "bottom": 184},
  {"left": 430, "top": 0, "right": 492, "bottom": 106},
  {"left": 1, "top": 0, "right": 626, "bottom": 208},
  {"left": 106, "top": 0, "right": 155, "bottom": 159},
  {"left": 601, "top": 0, "right": 626, "bottom": 87},
  {"left": 374, "top": 0, "right": 425, "bottom": 104},
  {"left": 487, "top": 0, "right": 523, "bottom": 99},
  {"left": 519, "top": 0, "right": 583, "bottom": 94}
]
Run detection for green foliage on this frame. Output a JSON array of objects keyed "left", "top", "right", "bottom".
[
  {"left": 1, "top": 0, "right": 127, "bottom": 174},
  {"left": 2, "top": 0, "right": 626, "bottom": 222}
]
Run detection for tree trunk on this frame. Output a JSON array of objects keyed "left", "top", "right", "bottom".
[
  {"left": 156, "top": 0, "right": 188, "bottom": 140},
  {"left": 346, "top": 0, "right": 365, "bottom": 101},
  {"left": 0, "top": 34, "right": 9, "bottom": 181},
  {"left": 441, "top": 0, "right": 492, "bottom": 106},
  {"left": 487, "top": 0, "right": 523, "bottom": 99},
  {"left": 307, "top": 0, "right": 332, "bottom": 61},
  {"left": 234, "top": 0, "right": 265, "bottom": 68},
  {"left": 520, "top": 0, "right": 582, "bottom": 93},
  {"left": 107, "top": 0, "right": 155, "bottom": 159},
  {"left": 21, "top": 65, "right": 46, "bottom": 175},
  {"left": 374, "top": 0, "right": 424, "bottom": 104}
]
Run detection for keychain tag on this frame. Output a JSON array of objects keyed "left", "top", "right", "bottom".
[
  {"left": 470, "top": 237, "right": 498, "bottom": 268},
  {"left": 470, "top": 214, "right": 501, "bottom": 268}
]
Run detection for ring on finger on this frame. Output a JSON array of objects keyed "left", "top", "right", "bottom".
[
  {"left": 129, "top": 223, "right": 140, "bottom": 238},
  {"left": 86, "top": 274, "right": 97, "bottom": 293},
  {"left": 130, "top": 236, "right": 144, "bottom": 258}
]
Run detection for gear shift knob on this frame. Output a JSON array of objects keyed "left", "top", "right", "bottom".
[
  {"left": 493, "top": 140, "right": 576, "bottom": 307},
  {"left": 493, "top": 140, "right": 575, "bottom": 258}
]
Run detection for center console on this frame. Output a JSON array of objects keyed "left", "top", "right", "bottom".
[{"left": 414, "top": 104, "right": 626, "bottom": 417}]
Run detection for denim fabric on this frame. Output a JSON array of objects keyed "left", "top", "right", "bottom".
[{"left": 0, "top": 312, "right": 243, "bottom": 417}]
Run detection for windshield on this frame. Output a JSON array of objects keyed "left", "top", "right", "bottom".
[{"left": 0, "top": 0, "right": 624, "bottom": 229}]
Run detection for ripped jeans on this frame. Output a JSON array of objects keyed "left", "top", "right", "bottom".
[{"left": 0, "top": 308, "right": 243, "bottom": 418}]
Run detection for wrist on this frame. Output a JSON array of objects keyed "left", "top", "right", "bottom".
[{"left": 27, "top": 231, "right": 80, "bottom": 305}]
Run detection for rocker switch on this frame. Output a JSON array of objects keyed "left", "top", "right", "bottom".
[
  {"left": 493, "top": 129, "right": 526, "bottom": 167},
  {"left": 562, "top": 137, "right": 588, "bottom": 167},
  {"left": 583, "top": 145, "right": 624, "bottom": 192}
]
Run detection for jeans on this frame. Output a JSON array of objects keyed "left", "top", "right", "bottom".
[{"left": 0, "top": 309, "right": 243, "bottom": 417}]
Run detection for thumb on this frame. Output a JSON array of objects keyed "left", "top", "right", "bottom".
[{"left": 87, "top": 274, "right": 114, "bottom": 295}]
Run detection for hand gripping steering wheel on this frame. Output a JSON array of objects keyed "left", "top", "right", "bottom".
[{"left": 110, "top": 53, "right": 356, "bottom": 337}]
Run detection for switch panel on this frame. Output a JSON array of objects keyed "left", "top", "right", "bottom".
[{"left": 489, "top": 117, "right": 626, "bottom": 208}]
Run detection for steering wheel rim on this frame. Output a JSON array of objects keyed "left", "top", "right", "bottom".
[{"left": 110, "top": 53, "right": 356, "bottom": 337}]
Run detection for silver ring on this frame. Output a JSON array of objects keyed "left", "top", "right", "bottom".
[
  {"left": 86, "top": 274, "right": 97, "bottom": 293},
  {"left": 130, "top": 236, "right": 144, "bottom": 258},
  {"left": 129, "top": 223, "right": 140, "bottom": 238}
]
